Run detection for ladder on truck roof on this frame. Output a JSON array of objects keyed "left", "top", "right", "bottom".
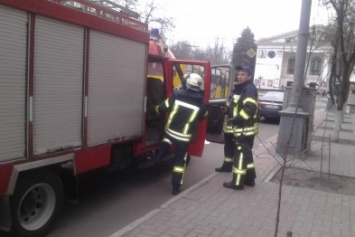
[
  {"left": 89, "top": 0, "right": 140, "bottom": 19},
  {"left": 52, "top": 0, "right": 147, "bottom": 31}
]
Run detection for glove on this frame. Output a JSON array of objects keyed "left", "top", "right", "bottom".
[
  {"left": 226, "top": 118, "right": 235, "bottom": 126},
  {"left": 220, "top": 106, "right": 229, "bottom": 114}
]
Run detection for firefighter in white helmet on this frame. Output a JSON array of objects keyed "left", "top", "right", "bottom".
[{"left": 155, "top": 73, "right": 208, "bottom": 195}]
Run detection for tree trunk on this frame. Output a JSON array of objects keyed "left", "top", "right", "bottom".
[{"left": 332, "top": 108, "right": 343, "bottom": 142}]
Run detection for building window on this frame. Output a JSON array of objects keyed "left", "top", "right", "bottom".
[
  {"left": 267, "top": 80, "right": 273, "bottom": 87},
  {"left": 287, "top": 57, "right": 295, "bottom": 74},
  {"left": 310, "top": 57, "right": 322, "bottom": 75}
]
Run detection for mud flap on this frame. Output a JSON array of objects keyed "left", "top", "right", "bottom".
[{"left": 0, "top": 197, "right": 11, "bottom": 232}]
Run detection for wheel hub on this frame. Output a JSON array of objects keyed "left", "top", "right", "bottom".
[
  {"left": 20, "top": 187, "right": 43, "bottom": 222},
  {"left": 18, "top": 183, "right": 55, "bottom": 231}
]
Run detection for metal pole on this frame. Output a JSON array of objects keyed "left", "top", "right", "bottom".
[
  {"left": 328, "top": 134, "right": 331, "bottom": 180},
  {"left": 276, "top": 0, "right": 313, "bottom": 155},
  {"left": 286, "top": 0, "right": 313, "bottom": 111}
]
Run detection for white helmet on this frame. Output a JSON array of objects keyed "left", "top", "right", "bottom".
[{"left": 185, "top": 73, "right": 204, "bottom": 91}]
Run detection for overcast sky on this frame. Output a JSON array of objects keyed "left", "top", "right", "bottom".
[{"left": 140, "top": 0, "right": 330, "bottom": 50}]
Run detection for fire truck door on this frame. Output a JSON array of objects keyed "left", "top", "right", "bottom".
[
  {"left": 165, "top": 60, "right": 211, "bottom": 157},
  {"left": 206, "top": 65, "right": 234, "bottom": 144}
]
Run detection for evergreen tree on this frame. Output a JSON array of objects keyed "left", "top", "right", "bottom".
[{"left": 231, "top": 27, "right": 257, "bottom": 74}]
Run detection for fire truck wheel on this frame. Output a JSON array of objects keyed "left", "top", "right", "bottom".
[{"left": 10, "top": 170, "right": 64, "bottom": 237}]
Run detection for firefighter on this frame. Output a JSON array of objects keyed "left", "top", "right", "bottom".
[
  {"left": 155, "top": 73, "right": 208, "bottom": 195},
  {"left": 215, "top": 74, "right": 243, "bottom": 173},
  {"left": 223, "top": 66, "right": 259, "bottom": 190}
]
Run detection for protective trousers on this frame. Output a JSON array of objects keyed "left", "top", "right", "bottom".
[
  {"left": 222, "top": 133, "right": 235, "bottom": 169},
  {"left": 232, "top": 135, "right": 256, "bottom": 187},
  {"left": 159, "top": 136, "right": 189, "bottom": 187},
  {"left": 171, "top": 141, "right": 189, "bottom": 187}
]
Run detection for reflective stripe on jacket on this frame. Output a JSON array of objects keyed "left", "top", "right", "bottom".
[
  {"left": 229, "top": 80, "right": 259, "bottom": 137},
  {"left": 233, "top": 122, "right": 259, "bottom": 137},
  {"left": 156, "top": 89, "right": 208, "bottom": 142},
  {"left": 223, "top": 88, "right": 242, "bottom": 134}
]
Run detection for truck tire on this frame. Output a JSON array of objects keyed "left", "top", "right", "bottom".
[{"left": 10, "top": 170, "right": 64, "bottom": 237}]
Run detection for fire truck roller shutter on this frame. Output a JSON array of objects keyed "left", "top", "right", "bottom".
[
  {"left": 87, "top": 30, "right": 146, "bottom": 146},
  {"left": 33, "top": 16, "right": 84, "bottom": 155},
  {"left": 0, "top": 5, "right": 27, "bottom": 162}
]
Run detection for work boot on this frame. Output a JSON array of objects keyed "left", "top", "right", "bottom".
[
  {"left": 172, "top": 185, "right": 181, "bottom": 195},
  {"left": 215, "top": 163, "right": 232, "bottom": 172},
  {"left": 223, "top": 181, "right": 244, "bottom": 190},
  {"left": 244, "top": 179, "right": 255, "bottom": 187}
]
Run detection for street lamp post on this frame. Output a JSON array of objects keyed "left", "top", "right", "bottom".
[{"left": 276, "top": 0, "right": 315, "bottom": 155}]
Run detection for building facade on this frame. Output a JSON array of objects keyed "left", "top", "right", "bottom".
[{"left": 254, "top": 28, "right": 334, "bottom": 92}]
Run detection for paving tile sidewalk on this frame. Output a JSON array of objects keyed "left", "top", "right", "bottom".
[{"left": 110, "top": 107, "right": 355, "bottom": 237}]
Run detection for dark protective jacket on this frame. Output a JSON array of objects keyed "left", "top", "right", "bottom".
[
  {"left": 156, "top": 89, "right": 208, "bottom": 142},
  {"left": 228, "top": 80, "right": 259, "bottom": 137},
  {"left": 223, "top": 84, "right": 243, "bottom": 134}
]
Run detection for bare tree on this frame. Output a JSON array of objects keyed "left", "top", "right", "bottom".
[
  {"left": 139, "top": 0, "right": 175, "bottom": 41},
  {"left": 204, "top": 39, "right": 231, "bottom": 65},
  {"left": 169, "top": 41, "right": 195, "bottom": 59},
  {"left": 169, "top": 39, "right": 230, "bottom": 64},
  {"left": 109, "top": 0, "right": 174, "bottom": 41},
  {"left": 322, "top": 0, "right": 355, "bottom": 141}
]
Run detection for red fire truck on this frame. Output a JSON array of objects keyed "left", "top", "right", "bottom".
[{"left": 0, "top": 1, "right": 211, "bottom": 236}]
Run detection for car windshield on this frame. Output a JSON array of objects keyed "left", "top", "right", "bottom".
[{"left": 261, "top": 91, "right": 284, "bottom": 101}]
